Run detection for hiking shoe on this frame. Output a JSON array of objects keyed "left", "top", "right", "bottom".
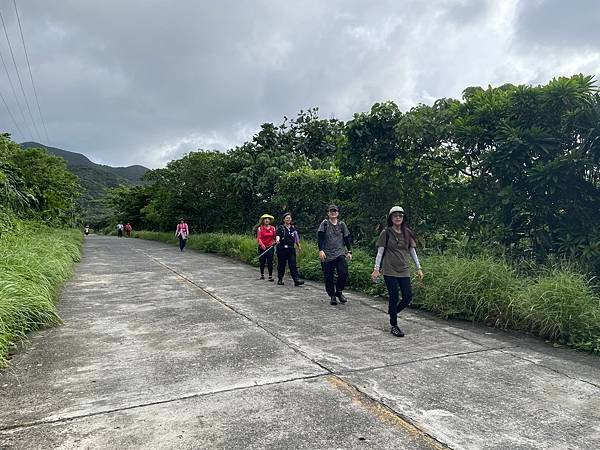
[
  {"left": 268, "top": 277, "right": 274, "bottom": 282},
  {"left": 336, "top": 292, "right": 347, "bottom": 303},
  {"left": 260, "top": 274, "right": 265, "bottom": 280},
  {"left": 277, "top": 279, "right": 284, "bottom": 285},
  {"left": 390, "top": 326, "right": 404, "bottom": 337},
  {"left": 330, "top": 296, "right": 338, "bottom": 305},
  {"left": 294, "top": 280, "right": 305, "bottom": 286}
]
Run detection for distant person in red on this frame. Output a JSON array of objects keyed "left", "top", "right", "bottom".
[
  {"left": 124, "top": 223, "right": 132, "bottom": 237},
  {"left": 256, "top": 214, "right": 278, "bottom": 281},
  {"left": 175, "top": 218, "right": 189, "bottom": 252}
]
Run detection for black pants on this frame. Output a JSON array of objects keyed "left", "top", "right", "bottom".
[
  {"left": 179, "top": 236, "right": 187, "bottom": 251},
  {"left": 117, "top": 229, "right": 123, "bottom": 237},
  {"left": 383, "top": 276, "right": 413, "bottom": 327},
  {"left": 277, "top": 246, "right": 300, "bottom": 281},
  {"left": 258, "top": 246, "right": 274, "bottom": 276},
  {"left": 321, "top": 255, "right": 348, "bottom": 297}
]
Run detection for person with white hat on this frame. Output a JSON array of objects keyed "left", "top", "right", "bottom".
[
  {"left": 256, "top": 213, "right": 278, "bottom": 281},
  {"left": 371, "top": 206, "right": 424, "bottom": 337}
]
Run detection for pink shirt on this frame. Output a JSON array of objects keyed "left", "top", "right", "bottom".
[{"left": 176, "top": 223, "right": 189, "bottom": 238}]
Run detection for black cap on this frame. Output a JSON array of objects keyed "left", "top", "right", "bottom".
[{"left": 328, "top": 204, "right": 339, "bottom": 212}]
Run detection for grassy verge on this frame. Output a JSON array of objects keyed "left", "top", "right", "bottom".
[
  {"left": 0, "top": 221, "right": 82, "bottom": 367},
  {"left": 134, "top": 231, "right": 600, "bottom": 354}
]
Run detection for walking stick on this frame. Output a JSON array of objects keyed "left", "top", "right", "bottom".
[{"left": 258, "top": 243, "right": 277, "bottom": 259}]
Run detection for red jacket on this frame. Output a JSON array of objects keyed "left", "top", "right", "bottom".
[{"left": 257, "top": 225, "right": 276, "bottom": 249}]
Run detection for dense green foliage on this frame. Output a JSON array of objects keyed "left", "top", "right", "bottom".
[
  {"left": 134, "top": 231, "right": 600, "bottom": 354},
  {"left": 106, "top": 76, "right": 600, "bottom": 274},
  {"left": 0, "top": 221, "right": 82, "bottom": 367},
  {"left": 1, "top": 134, "right": 80, "bottom": 226}
]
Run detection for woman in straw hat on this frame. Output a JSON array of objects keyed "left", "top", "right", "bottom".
[
  {"left": 256, "top": 213, "right": 278, "bottom": 281},
  {"left": 371, "top": 206, "right": 423, "bottom": 337}
]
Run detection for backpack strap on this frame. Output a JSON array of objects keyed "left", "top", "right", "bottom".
[{"left": 381, "top": 228, "right": 391, "bottom": 263}]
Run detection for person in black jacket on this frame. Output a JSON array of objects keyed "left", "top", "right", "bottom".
[
  {"left": 317, "top": 204, "right": 352, "bottom": 305},
  {"left": 276, "top": 212, "right": 304, "bottom": 286}
]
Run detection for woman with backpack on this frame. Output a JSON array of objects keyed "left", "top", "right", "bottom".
[
  {"left": 175, "top": 218, "right": 189, "bottom": 252},
  {"left": 371, "top": 206, "right": 423, "bottom": 337}
]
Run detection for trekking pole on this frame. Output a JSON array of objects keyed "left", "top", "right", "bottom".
[{"left": 258, "top": 243, "right": 277, "bottom": 259}]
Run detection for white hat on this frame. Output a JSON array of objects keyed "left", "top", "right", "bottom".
[{"left": 388, "top": 206, "right": 405, "bottom": 216}]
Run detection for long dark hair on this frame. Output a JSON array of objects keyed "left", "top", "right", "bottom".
[{"left": 387, "top": 213, "right": 416, "bottom": 246}]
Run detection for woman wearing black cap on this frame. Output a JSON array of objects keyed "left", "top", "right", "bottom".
[
  {"left": 371, "top": 206, "right": 423, "bottom": 337},
  {"left": 317, "top": 204, "right": 352, "bottom": 305},
  {"left": 276, "top": 212, "right": 304, "bottom": 286}
]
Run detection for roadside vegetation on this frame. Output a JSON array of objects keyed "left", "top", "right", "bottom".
[{"left": 0, "top": 134, "right": 82, "bottom": 367}]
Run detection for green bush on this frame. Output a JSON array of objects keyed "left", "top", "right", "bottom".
[
  {"left": 515, "top": 270, "right": 600, "bottom": 347},
  {"left": 133, "top": 231, "right": 600, "bottom": 354},
  {"left": 414, "top": 255, "right": 522, "bottom": 327},
  {"left": 0, "top": 221, "right": 82, "bottom": 367}
]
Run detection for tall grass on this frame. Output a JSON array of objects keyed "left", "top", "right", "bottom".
[
  {"left": 0, "top": 221, "right": 81, "bottom": 367},
  {"left": 134, "top": 231, "right": 600, "bottom": 354}
]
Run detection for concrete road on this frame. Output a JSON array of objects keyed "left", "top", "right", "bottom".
[{"left": 1, "top": 236, "right": 599, "bottom": 449}]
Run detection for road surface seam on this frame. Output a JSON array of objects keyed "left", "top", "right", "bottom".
[
  {"left": 341, "top": 346, "right": 515, "bottom": 376},
  {"left": 499, "top": 349, "right": 600, "bottom": 390},
  {"left": 0, "top": 373, "right": 328, "bottom": 433}
]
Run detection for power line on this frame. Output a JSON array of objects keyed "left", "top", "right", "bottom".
[
  {"left": 13, "top": 0, "right": 49, "bottom": 144},
  {"left": 0, "top": 8, "right": 40, "bottom": 141},
  {"left": 0, "top": 87, "right": 24, "bottom": 140},
  {"left": 0, "top": 43, "right": 31, "bottom": 137}
]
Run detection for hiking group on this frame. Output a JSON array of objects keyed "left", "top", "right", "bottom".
[
  {"left": 172, "top": 204, "right": 423, "bottom": 337},
  {"left": 256, "top": 204, "right": 424, "bottom": 337}
]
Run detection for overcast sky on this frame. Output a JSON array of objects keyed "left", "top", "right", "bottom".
[{"left": 1, "top": 0, "right": 599, "bottom": 168}]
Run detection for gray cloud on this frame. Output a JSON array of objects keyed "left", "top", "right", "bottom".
[{"left": 1, "top": 0, "right": 599, "bottom": 168}]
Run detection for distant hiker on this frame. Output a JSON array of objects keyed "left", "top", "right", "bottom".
[
  {"left": 117, "top": 223, "right": 124, "bottom": 238},
  {"left": 124, "top": 223, "right": 132, "bottom": 237},
  {"left": 84, "top": 225, "right": 90, "bottom": 236},
  {"left": 276, "top": 212, "right": 304, "bottom": 286},
  {"left": 317, "top": 204, "right": 352, "bottom": 305},
  {"left": 175, "top": 218, "right": 189, "bottom": 252},
  {"left": 256, "top": 214, "right": 278, "bottom": 281},
  {"left": 371, "top": 206, "right": 424, "bottom": 337}
]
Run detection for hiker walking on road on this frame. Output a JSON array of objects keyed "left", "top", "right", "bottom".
[
  {"left": 276, "top": 212, "right": 304, "bottom": 286},
  {"left": 117, "top": 223, "right": 124, "bottom": 238},
  {"left": 124, "top": 223, "right": 132, "bottom": 237},
  {"left": 371, "top": 206, "right": 424, "bottom": 337},
  {"left": 257, "top": 214, "right": 278, "bottom": 281},
  {"left": 175, "top": 218, "right": 189, "bottom": 252},
  {"left": 318, "top": 204, "right": 352, "bottom": 305}
]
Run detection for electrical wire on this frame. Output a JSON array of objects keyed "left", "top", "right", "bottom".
[
  {"left": 0, "top": 8, "right": 40, "bottom": 140},
  {"left": 0, "top": 87, "right": 24, "bottom": 140},
  {"left": 13, "top": 0, "right": 49, "bottom": 144}
]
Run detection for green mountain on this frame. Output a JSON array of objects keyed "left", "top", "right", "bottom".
[{"left": 20, "top": 142, "right": 149, "bottom": 225}]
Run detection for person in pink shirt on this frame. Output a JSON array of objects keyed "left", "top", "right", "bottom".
[
  {"left": 256, "top": 213, "right": 278, "bottom": 281},
  {"left": 175, "top": 218, "right": 189, "bottom": 252}
]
